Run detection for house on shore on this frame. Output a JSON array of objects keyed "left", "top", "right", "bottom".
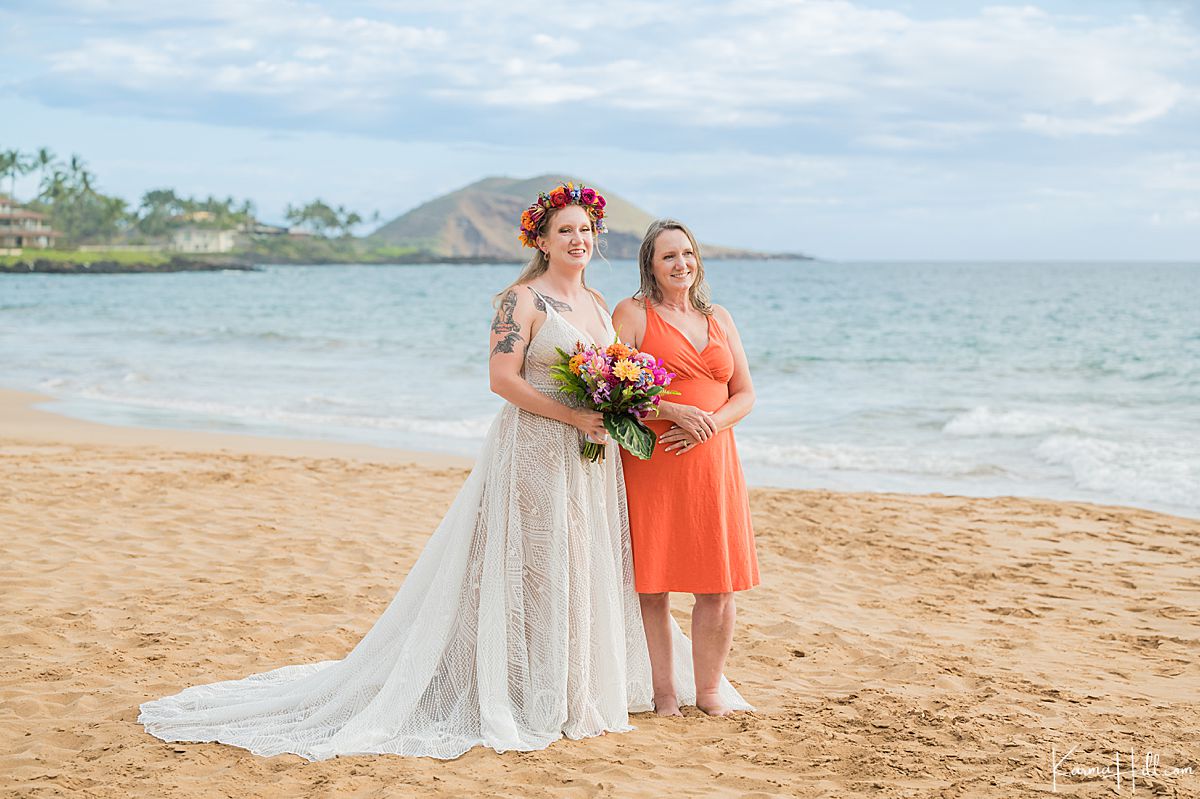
[
  {"left": 170, "top": 226, "right": 237, "bottom": 253},
  {"left": 0, "top": 194, "right": 61, "bottom": 252},
  {"left": 169, "top": 220, "right": 310, "bottom": 252}
]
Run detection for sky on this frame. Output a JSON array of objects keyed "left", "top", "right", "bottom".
[{"left": 2, "top": 0, "right": 1198, "bottom": 259}]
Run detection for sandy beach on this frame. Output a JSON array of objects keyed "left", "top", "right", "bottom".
[{"left": 2, "top": 388, "right": 1198, "bottom": 798}]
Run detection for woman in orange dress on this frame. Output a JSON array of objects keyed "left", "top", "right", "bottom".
[{"left": 612, "top": 219, "right": 759, "bottom": 717}]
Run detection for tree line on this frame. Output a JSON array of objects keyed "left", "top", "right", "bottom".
[{"left": 1, "top": 147, "right": 374, "bottom": 246}]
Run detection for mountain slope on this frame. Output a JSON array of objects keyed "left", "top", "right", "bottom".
[
  {"left": 369, "top": 174, "right": 799, "bottom": 261},
  {"left": 369, "top": 174, "right": 648, "bottom": 260}
]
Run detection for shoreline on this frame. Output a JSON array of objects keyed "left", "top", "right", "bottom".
[
  {"left": 0, "top": 252, "right": 814, "bottom": 274},
  {"left": 3, "top": 387, "right": 1198, "bottom": 796},
  {"left": 0, "top": 254, "right": 259, "bottom": 273},
  {"left": 0, "top": 388, "right": 473, "bottom": 469},
  {"left": 7, "top": 386, "right": 1196, "bottom": 521}
]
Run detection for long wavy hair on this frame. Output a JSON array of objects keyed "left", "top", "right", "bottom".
[
  {"left": 494, "top": 204, "right": 603, "bottom": 306},
  {"left": 635, "top": 218, "right": 713, "bottom": 316}
]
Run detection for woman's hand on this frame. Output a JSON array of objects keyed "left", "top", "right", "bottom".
[
  {"left": 660, "top": 403, "right": 717, "bottom": 442},
  {"left": 571, "top": 408, "right": 609, "bottom": 444},
  {"left": 659, "top": 425, "right": 704, "bottom": 455}
]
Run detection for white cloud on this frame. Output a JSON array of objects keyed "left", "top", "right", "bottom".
[
  {"left": 5, "top": 2, "right": 1200, "bottom": 258},
  {"left": 13, "top": 1, "right": 1198, "bottom": 142},
  {"left": 42, "top": 3, "right": 446, "bottom": 107}
]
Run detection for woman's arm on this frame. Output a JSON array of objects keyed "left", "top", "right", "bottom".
[
  {"left": 489, "top": 286, "right": 606, "bottom": 440},
  {"left": 610, "top": 297, "right": 645, "bottom": 348},
  {"left": 660, "top": 305, "right": 755, "bottom": 454},
  {"left": 708, "top": 304, "right": 755, "bottom": 431},
  {"left": 614, "top": 298, "right": 718, "bottom": 438},
  {"left": 655, "top": 399, "right": 717, "bottom": 438}
]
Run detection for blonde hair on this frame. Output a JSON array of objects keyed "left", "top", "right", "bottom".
[
  {"left": 494, "top": 204, "right": 603, "bottom": 306},
  {"left": 635, "top": 218, "right": 713, "bottom": 315}
]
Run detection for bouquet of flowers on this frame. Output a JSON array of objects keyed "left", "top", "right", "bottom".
[{"left": 550, "top": 340, "right": 678, "bottom": 462}]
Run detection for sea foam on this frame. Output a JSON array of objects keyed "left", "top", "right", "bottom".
[
  {"left": 1034, "top": 434, "right": 1200, "bottom": 508},
  {"left": 943, "top": 406, "right": 1094, "bottom": 437}
]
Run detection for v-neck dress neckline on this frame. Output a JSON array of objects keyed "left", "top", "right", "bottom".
[
  {"left": 646, "top": 303, "right": 712, "bottom": 356},
  {"left": 529, "top": 287, "right": 610, "bottom": 348}
]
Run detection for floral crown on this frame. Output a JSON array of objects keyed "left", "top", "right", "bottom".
[{"left": 518, "top": 181, "right": 608, "bottom": 248}]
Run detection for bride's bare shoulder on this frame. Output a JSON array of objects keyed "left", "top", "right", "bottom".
[{"left": 493, "top": 282, "right": 535, "bottom": 305}]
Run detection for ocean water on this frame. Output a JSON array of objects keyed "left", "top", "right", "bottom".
[{"left": 2, "top": 260, "right": 1198, "bottom": 518}]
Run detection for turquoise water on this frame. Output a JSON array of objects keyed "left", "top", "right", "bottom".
[{"left": 2, "top": 260, "right": 1198, "bottom": 517}]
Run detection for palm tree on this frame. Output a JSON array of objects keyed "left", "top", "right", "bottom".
[
  {"left": 0, "top": 151, "right": 11, "bottom": 198},
  {"left": 39, "top": 169, "right": 70, "bottom": 204},
  {"left": 34, "top": 147, "right": 56, "bottom": 191},
  {"left": 1, "top": 149, "right": 33, "bottom": 202},
  {"left": 342, "top": 210, "right": 363, "bottom": 238},
  {"left": 237, "top": 198, "right": 256, "bottom": 228},
  {"left": 62, "top": 154, "right": 97, "bottom": 198}
]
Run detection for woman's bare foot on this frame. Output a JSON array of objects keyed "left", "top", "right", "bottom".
[
  {"left": 696, "top": 691, "right": 732, "bottom": 716},
  {"left": 653, "top": 693, "right": 683, "bottom": 717}
]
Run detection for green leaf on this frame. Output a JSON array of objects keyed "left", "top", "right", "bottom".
[{"left": 604, "top": 413, "right": 656, "bottom": 460}]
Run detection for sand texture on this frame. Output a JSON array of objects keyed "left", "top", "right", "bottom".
[{"left": 1, "top": 391, "right": 1198, "bottom": 797}]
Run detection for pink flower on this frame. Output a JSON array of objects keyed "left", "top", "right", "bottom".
[{"left": 580, "top": 187, "right": 596, "bottom": 204}]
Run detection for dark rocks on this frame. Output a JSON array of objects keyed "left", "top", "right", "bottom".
[{"left": 0, "top": 255, "right": 260, "bottom": 274}]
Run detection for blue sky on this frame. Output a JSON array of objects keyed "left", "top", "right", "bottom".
[{"left": 2, "top": 0, "right": 1198, "bottom": 259}]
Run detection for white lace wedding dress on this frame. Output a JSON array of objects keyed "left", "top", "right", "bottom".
[{"left": 138, "top": 290, "right": 752, "bottom": 761}]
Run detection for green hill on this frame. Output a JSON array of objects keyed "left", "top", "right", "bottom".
[{"left": 368, "top": 174, "right": 799, "bottom": 261}]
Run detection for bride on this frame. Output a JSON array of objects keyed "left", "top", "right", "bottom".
[{"left": 138, "top": 182, "right": 751, "bottom": 761}]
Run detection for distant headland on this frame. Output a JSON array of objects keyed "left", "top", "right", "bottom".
[
  {"left": 369, "top": 174, "right": 811, "bottom": 262},
  {"left": 1, "top": 156, "right": 812, "bottom": 274}
]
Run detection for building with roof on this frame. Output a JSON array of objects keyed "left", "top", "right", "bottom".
[
  {"left": 170, "top": 225, "right": 237, "bottom": 253},
  {"left": 0, "top": 195, "right": 61, "bottom": 250}
]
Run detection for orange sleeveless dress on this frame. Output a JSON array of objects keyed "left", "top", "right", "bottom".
[{"left": 619, "top": 304, "right": 759, "bottom": 594}]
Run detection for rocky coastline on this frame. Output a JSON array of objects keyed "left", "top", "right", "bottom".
[
  {"left": 2, "top": 249, "right": 812, "bottom": 274},
  {"left": 1, "top": 255, "right": 259, "bottom": 274}
]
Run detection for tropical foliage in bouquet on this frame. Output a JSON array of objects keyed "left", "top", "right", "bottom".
[{"left": 550, "top": 340, "right": 678, "bottom": 462}]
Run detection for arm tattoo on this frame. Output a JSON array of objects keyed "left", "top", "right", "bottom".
[
  {"left": 533, "top": 293, "right": 572, "bottom": 313},
  {"left": 491, "top": 290, "right": 524, "bottom": 356}
]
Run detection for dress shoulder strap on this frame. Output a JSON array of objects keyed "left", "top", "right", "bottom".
[
  {"left": 706, "top": 306, "right": 728, "bottom": 341},
  {"left": 642, "top": 299, "right": 662, "bottom": 329}
]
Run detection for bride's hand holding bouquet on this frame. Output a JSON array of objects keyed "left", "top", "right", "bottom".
[{"left": 551, "top": 340, "right": 678, "bottom": 462}]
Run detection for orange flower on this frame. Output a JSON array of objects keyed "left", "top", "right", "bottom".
[
  {"left": 606, "top": 341, "right": 632, "bottom": 360},
  {"left": 613, "top": 359, "right": 643, "bottom": 381},
  {"left": 568, "top": 353, "right": 586, "bottom": 375}
]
